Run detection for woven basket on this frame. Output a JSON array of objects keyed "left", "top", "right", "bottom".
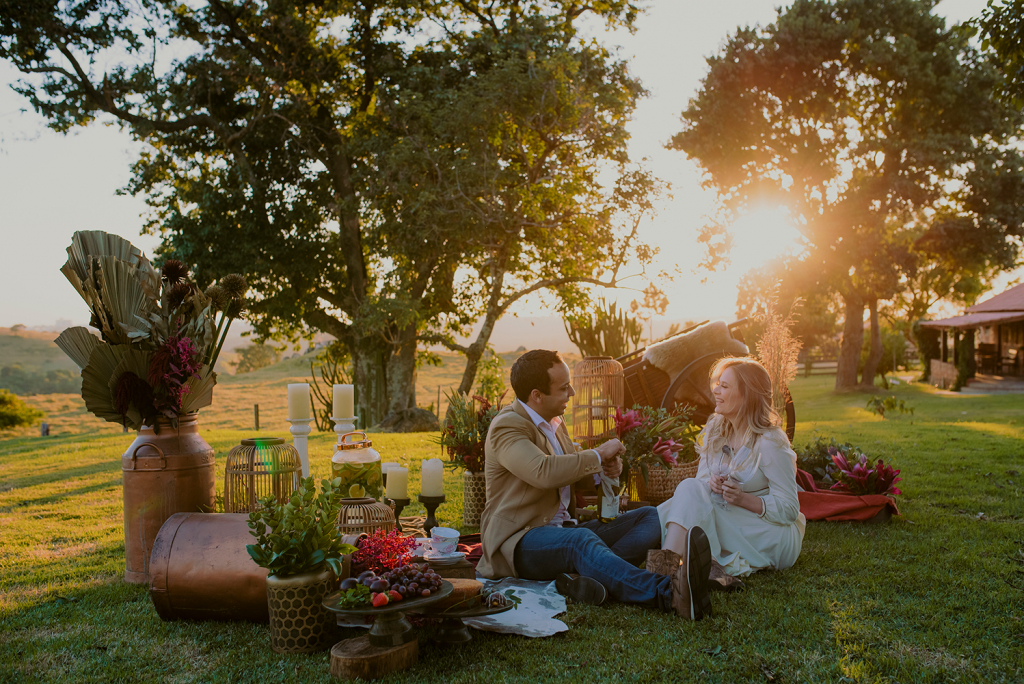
[{"left": 637, "top": 459, "right": 701, "bottom": 506}]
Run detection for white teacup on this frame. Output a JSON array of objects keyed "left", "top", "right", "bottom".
[{"left": 430, "top": 526, "right": 460, "bottom": 555}]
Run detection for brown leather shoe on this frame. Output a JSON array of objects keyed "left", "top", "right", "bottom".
[
  {"left": 672, "top": 527, "right": 712, "bottom": 620},
  {"left": 645, "top": 549, "right": 681, "bottom": 577},
  {"left": 708, "top": 559, "right": 745, "bottom": 592}
]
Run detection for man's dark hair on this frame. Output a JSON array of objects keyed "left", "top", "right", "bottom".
[{"left": 510, "top": 350, "right": 563, "bottom": 402}]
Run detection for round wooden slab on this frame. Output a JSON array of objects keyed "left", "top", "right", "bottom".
[{"left": 329, "top": 636, "right": 418, "bottom": 680}]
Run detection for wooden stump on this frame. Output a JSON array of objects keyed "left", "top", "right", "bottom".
[{"left": 329, "top": 636, "right": 418, "bottom": 680}]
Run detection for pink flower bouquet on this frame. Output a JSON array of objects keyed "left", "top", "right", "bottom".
[{"left": 827, "top": 448, "right": 902, "bottom": 496}]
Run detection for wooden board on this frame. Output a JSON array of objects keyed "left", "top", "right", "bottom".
[{"left": 330, "top": 636, "right": 418, "bottom": 680}]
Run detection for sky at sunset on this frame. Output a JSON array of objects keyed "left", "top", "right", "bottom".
[{"left": 1, "top": 0, "right": 1014, "bottom": 339}]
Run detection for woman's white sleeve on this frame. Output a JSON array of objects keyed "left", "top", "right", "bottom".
[{"left": 757, "top": 439, "right": 801, "bottom": 525}]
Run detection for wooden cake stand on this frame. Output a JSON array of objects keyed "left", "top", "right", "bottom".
[
  {"left": 322, "top": 581, "right": 453, "bottom": 680},
  {"left": 410, "top": 601, "right": 515, "bottom": 645}
]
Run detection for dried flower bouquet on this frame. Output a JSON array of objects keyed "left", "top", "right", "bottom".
[{"left": 55, "top": 230, "right": 247, "bottom": 430}]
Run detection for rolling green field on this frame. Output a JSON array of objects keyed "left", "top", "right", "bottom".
[{"left": 0, "top": 375, "right": 1022, "bottom": 683}]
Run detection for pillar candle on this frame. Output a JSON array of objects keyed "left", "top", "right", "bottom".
[
  {"left": 287, "top": 383, "right": 311, "bottom": 420},
  {"left": 386, "top": 467, "right": 409, "bottom": 499},
  {"left": 333, "top": 384, "right": 354, "bottom": 417},
  {"left": 380, "top": 462, "right": 399, "bottom": 475},
  {"left": 420, "top": 458, "right": 444, "bottom": 497}
]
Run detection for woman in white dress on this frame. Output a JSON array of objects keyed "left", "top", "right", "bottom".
[{"left": 658, "top": 357, "right": 805, "bottom": 578}]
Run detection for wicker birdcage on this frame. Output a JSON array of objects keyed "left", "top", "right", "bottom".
[
  {"left": 224, "top": 437, "right": 302, "bottom": 513},
  {"left": 336, "top": 497, "right": 396, "bottom": 537},
  {"left": 571, "top": 356, "right": 625, "bottom": 449}
]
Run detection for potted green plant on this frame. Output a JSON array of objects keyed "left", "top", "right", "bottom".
[
  {"left": 53, "top": 230, "right": 248, "bottom": 583},
  {"left": 437, "top": 391, "right": 507, "bottom": 526},
  {"left": 247, "top": 476, "right": 356, "bottom": 654}
]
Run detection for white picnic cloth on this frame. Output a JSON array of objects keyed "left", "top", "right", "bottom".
[{"left": 464, "top": 578, "right": 567, "bottom": 637}]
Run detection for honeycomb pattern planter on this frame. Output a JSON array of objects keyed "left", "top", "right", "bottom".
[
  {"left": 463, "top": 470, "right": 486, "bottom": 527},
  {"left": 266, "top": 567, "right": 335, "bottom": 653}
]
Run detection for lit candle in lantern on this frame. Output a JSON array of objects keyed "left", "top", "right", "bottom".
[
  {"left": 287, "top": 383, "right": 311, "bottom": 420},
  {"left": 333, "top": 384, "right": 354, "bottom": 418},
  {"left": 420, "top": 458, "right": 444, "bottom": 497},
  {"left": 386, "top": 467, "right": 409, "bottom": 499}
]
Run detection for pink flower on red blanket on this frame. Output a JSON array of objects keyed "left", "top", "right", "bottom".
[{"left": 827, "top": 448, "right": 901, "bottom": 496}]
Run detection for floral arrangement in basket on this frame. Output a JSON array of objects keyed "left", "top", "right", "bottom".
[
  {"left": 827, "top": 448, "right": 902, "bottom": 496},
  {"left": 436, "top": 390, "right": 508, "bottom": 473},
  {"left": 613, "top": 404, "right": 699, "bottom": 488},
  {"left": 54, "top": 231, "right": 247, "bottom": 431}
]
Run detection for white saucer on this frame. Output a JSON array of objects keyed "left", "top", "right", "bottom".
[{"left": 424, "top": 550, "right": 465, "bottom": 564}]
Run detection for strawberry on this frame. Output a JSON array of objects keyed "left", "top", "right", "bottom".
[
  {"left": 371, "top": 592, "right": 390, "bottom": 608},
  {"left": 388, "top": 590, "right": 403, "bottom": 602}
]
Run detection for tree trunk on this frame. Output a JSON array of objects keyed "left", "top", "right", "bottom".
[
  {"left": 860, "top": 298, "right": 883, "bottom": 388},
  {"left": 351, "top": 338, "right": 389, "bottom": 429},
  {"left": 835, "top": 292, "right": 864, "bottom": 389},
  {"left": 385, "top": 324, "right": 419, "bottom": 418},
  {"left": 456, "top": 312, "right": 502, "bottom": 396}
]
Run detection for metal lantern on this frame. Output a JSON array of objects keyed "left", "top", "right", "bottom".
[
  {"left": 224, "top": 437, "right": 302, "bottom": 513},
  {"left": 571, "top": 356, "right": 625, "bottom": 449},
  {"left": 336, "top": 497, "right": 396, "bottom": 537}
]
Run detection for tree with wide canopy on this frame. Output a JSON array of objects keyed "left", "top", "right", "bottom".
[
  {"left": 0, "top": 0, "right": 655, "bottom": 424},
  {"left": 671, "top": 0, "right": 1024, "bottom": 389}
]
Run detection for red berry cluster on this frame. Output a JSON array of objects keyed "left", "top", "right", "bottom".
[{"left": 352, "top": 529, "right": 416, "bottom": 574}]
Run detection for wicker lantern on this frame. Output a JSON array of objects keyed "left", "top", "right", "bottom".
[
  {"left": 571, "top": 356, "right": 624, "bottom": 449},
  {"left": 337, "top": 497, "right": 396, "bottom": 537},
  {"left": 224, "top": 437, "right": 302, "bottom": 513}
]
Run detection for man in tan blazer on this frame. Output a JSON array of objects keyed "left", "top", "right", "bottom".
[{"left": 477, "top": 350, "right": 713, "bottom": 620}]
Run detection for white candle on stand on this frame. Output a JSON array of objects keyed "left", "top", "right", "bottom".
[
  {"left": 333, "top": 384, "right": 354, "bottom": 417},
  {"left": 287, "top": 383, "right": 311, "bottom": 420},
  {"left": 386, "top": 467, "right": 409, "bottom": 499},
  {"left": 421, "top": 458, "right": 444, "bottom": 497}
]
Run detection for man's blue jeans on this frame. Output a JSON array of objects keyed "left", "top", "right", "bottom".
[{"left": 513, "top": 506, "right": 673, "bottom": 611}]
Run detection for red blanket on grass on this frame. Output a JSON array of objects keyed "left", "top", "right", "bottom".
[{"left": 796, "top": 469, "right": 900, "bottom": 521}]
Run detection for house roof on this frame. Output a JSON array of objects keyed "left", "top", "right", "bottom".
[
  {"left": 967, "top": 282, "right": 1024, "bottom": 313},
  {"left": 919, "top": 310, "right": 1024, "bottom": 330}
]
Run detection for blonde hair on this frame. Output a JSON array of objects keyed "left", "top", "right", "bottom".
[{"left": 698, "top": 356, "right": 782, "bottom": 456}]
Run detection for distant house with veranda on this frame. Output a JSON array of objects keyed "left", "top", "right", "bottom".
[{"left": 921, "top": 282, "right": 1024, "bottom": 388}]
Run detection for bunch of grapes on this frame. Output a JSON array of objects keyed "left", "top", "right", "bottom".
[
  {"left": 380, "top": 562, "right": 443, "bottom": 598},
  {"left": 339, "top": 562, "right": 443, "bottom": 607}
]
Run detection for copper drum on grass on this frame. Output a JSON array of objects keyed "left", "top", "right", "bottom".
[
  {"left": 149, "top": 512, "right": 270, "bottom": 622},
  {"left": 122, "top": 413, "right": 215, "bottom": 584}
]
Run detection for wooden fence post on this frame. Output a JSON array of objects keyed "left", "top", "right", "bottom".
[{"left": 254, "top": 404, "right": 260, "bottom": 431}]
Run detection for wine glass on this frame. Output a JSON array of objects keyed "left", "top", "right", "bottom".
[{"left": 709, "top": 445, "right": 733, "bottom": 508}]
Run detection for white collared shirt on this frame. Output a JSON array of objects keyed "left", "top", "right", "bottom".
[{"left": 520, "top": 402, "right": 575, "bottom": 527}]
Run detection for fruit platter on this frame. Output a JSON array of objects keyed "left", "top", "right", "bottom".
[{"left": 323, "top": 564, "right": 453, "bottom": 647}]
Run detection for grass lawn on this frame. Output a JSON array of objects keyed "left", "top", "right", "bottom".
[{"left": 1, "top": 375, "right": 1022, "bottom": 682}]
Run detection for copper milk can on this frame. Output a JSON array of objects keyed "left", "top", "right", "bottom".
[
  {"left": 122, "top": 413, "right": 215, "bottom": 584},
  {"left": 149, "top": 512, "right": 270, "bottom": 622}
]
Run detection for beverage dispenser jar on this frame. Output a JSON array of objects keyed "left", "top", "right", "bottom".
[{"left": 331, "top": 432, "right": 383, "bottom": 500}]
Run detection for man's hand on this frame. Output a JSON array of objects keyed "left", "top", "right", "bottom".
[{"left": 595, "top": 438, "right": 624, "bottom": 479}]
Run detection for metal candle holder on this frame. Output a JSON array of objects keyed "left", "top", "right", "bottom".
[
  {"left": 285, "top": 418, "right": 312, "bottom": 477},
  {"left": 387, "top": 498, "right": 411, "bottom": 532},
  {"left": 418, "top": 494, "right": 446, "bottom": 538}
]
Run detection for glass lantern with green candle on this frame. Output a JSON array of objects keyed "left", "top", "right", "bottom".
[{"left": 331, "top": 432, "right": 383, "bottom": 500}]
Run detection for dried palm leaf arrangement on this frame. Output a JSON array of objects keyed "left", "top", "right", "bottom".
[{"left": 55, "top": 230, "right": 248, "bottom": 430}]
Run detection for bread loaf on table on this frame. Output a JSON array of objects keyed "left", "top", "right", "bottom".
[{"left": 433, "top": 579, "right": 483, "bottom": 611}]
